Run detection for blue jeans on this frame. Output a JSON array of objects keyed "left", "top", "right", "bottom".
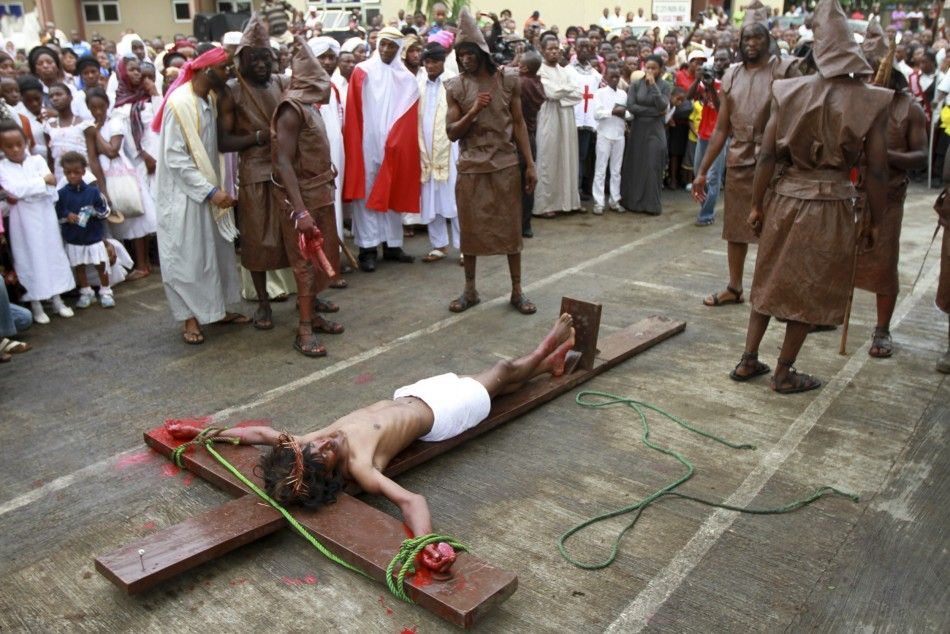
[
  {"left": 694, "top": 137, "right": 727, "bottom": 222},
  {"left": 0, "top": 283, "right": 31, "bottom": 337}
]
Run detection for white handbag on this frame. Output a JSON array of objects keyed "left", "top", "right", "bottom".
[{"left": 104, "top": 155, "right": 145, "bottom": 218}]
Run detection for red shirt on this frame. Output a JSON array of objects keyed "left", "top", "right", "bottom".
[{"left": 697, "top": 79, "right": 721, "bottom": 141}]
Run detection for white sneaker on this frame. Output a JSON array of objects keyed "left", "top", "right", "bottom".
[
  {"left": 76, "top": 289, "right": 94, "bottom": 309},
  {"left": 30, "top": 301, "right": 50, "bottom": 325},
  {"left": 99, "top": 289, "right": 115, "bottom": 308},
  {"left": 592, "top": 205, "right": 604, "bottom": 215}
]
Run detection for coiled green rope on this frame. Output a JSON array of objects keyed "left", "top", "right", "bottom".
[
  {"left": 386, "top": 534, "right": 469, "bottom": 603},
  {"left": 171, "top": 432, "right": 466, "bottom": 600},
  {"left": 557, "top": 390, "right": 859, "bottom": 570}
]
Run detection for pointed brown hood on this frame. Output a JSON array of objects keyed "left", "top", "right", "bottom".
[
  {"left": 861, "top": 17, "right": 888, "bottom": 67},
  {"left": 284, "top": 36, "right": 329, "bottom": 105},
  {"left": 742, "top": 0, "right": 771, "bottom": 27},
  {"left": 236, "top": 13, "right": 270, "bottom": 57},
  {"left": 454, "top": 7, "right": 490, "bottom": 56},
  {"left": 812, "top": 0, "right": 872, "bottom": 78}
]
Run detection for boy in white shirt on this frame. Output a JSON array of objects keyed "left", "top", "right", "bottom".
[{"left": 592, "top": 65, "right": 627, "bottom": 214}]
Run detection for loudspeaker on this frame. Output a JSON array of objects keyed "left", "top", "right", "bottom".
[{"left": 192, "top": 12, "right": 251, "bottom": 43}]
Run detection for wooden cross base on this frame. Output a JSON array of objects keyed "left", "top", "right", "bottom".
[{"left": 95, "top": 307, "right": 685, "bottom": 629}]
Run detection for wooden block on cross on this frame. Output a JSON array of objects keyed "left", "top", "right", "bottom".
[{"left": 94, "top": 310, "right": 685, "bottom": 628}]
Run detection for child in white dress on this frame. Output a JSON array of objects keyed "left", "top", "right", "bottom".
[{"left": 0, "top": 120, "right": 75, "bottom": 323}]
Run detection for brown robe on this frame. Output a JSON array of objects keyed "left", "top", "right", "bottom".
[
  {"left": 938, "top": 228, "right": 950, "bottom": 314},
  {"left": 229, "top": 74, "right": 290, "bottom": 271},
  {"left": 720, "top": 56, "right": 797, "bottom": 244},
  {"left": 445, "top": 68, "right": 523, "bottom": 256},
  {"left": 750, "top": 75, "right": 892, "bottom": 326},
  {"left": 271, "top": 99, "right": 340, "bottom": 296},
  {"left": 854, "top": 94, "right": 920, "bottom": 296}
]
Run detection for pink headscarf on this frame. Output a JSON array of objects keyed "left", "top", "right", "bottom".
[
  {"left": 151, "top": 47, "right": 229, "bottom": 133},
  {"left": 427, "top": 30, "right": 455, "bottom": 49}
]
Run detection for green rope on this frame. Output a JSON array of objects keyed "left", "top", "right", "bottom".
[
  {"left": 172, "top": 433, "right": 470, "bottom": 601},
  {"left": 557, "top": 391, "right": 859, "bottom": 570},
  {"left": 385, "top": 534, "right": 469, "bottom": 603}
]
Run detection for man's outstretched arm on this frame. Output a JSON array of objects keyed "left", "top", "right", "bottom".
[
  {"left": 165, "top": 422, "right": 284, "bottom": 446},
  {"left": 352, "top": 464, "right": 432, "bottom": 536}
]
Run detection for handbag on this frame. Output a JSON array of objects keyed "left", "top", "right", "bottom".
[{"left": 103, "top": 154, "right": 145, "bottom": 218}]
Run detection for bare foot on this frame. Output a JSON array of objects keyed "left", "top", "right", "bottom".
[
  {"left": 536, "top": 313, "right": 574, "bottom": 359},
  {"left": 541, "top": 328, "right": 576, "bottom": 377}
]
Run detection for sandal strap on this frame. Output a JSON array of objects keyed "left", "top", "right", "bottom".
[
  {"left": 777, "top": 357, "right": 796, "bottom": 368},
  {"left": 726, "top": 285, "right": 743, "bottom": 297},
  {"left": 740, "top": 352, "right": 759, "bottom": 361}
]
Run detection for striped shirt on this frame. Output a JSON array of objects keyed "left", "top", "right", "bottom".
[{"left": 261, "top": 1, "right": 293, "bottom": 36}]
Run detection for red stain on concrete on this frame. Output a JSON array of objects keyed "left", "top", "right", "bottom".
[
  {"left": 142, "top": 521, "right": 157, "bottom": 530},
  {"left": 399, "top": 627, "right": 418, "bottom": 634},
  {"left": 116, "top": 451, "right": 156, "bottom": 470},
  {"left": 281, "top": 575, "right": 318, "bottom": 587},
  {"left": 182, "top": 473, "right": 194, "bottom": 487},
  {"left": 160, "top": 464, "right": 181, "bottom": 477},
  {"left": 355, "top": 373, "right": 373, "bottom": 384},
  {"left": 228, "top": 578, "right": 248, "bottom": 587},
  {"left": 302, "top": 575, "right": 318, "bottom": 585}
]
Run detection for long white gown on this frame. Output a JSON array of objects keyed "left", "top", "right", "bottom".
[
  {"left": 107, "top": 107, "right": 158, "bottom": 240},
  {"left": 155, "top": 94, "right": 240, "bottom": 324},
  {"left": 418, "top": 74, "right": 459, "bottom": 248},
  {"left": 534, "top": 63, "right": 583, "bottom": 215},
  {"left": 0, "top": 156, "right": 75, "bottom": 301}
]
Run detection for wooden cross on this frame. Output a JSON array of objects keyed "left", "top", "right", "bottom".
[{"left": 95, "top": 300, "right": 685, "bottom": 628}]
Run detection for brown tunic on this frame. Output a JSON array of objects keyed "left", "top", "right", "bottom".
[
  {"left": 750, "top": 75, "right": 892, "bottom": 326},
  {"left": 228, "top": 74, "right": 289, "bottom": 271},
  {"left": 938, "top": 227, "right": 950, "bottom": 314},
  {"left": 445, "top": 69, "right": 523, "bottom": 256},
  {"left": 271, "top": 99, "right": 340, "bottom": 295},
  {"left": 720, "top": 56, "right": 797, "bottom": 244},
  {"left": 854, "top": 94, "right": 920, "bottom": 296}
]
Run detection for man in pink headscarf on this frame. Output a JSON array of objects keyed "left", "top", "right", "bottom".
[{"left": 154, "top": 47, "right": 247, "bottom": 345}]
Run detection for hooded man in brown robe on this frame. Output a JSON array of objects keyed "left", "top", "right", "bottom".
[
  {"left": 218, "top": 14, "right": 292, "bottom": 331},
  {"left": 692, "top": 1, "right": 798, "bottom": 308},
  {"left": 936, "top": 148, "right": 950, "bottom": 374},
  {"left": 271, "top": 38, "right": 343, "bottom": 357},
  {"left": 444, "top": 7, "right": 538, "bottom": 315},
  {"left": 730, "top": 0, "right": 892, "bottom": 394},
  {"left": 854, "top": 19, "right": 927, "bottom": 359}
]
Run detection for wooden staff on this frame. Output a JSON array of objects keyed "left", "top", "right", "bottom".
[
  {"left": 839, "top": 237, "right": 861, "bottom": 356},
  {"left": 341, "top": 242, "right": 358, "bottom": 270}
]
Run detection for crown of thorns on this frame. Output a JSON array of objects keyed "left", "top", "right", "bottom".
[{"left": 277, "top": 433, "right": 309, "bottom": 499}]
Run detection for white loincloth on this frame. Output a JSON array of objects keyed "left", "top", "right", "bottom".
[{"left": 393, "top": 373, "right": 491, "bottom": 442}]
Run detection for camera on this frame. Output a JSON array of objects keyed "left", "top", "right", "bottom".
[{"left": 701, "top": 67, "right": 716, "bottom": 82}]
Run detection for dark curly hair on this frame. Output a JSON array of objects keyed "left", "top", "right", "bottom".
[{"left": 259, "top": 439, "right": 345, "bottom": 510}]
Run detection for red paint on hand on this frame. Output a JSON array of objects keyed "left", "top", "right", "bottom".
[
  {"left": 420, "top": 543, "right": 456, "bottom": 574},
  {"left": 164, "top": 420, "right": 204, "bottom": 440}
]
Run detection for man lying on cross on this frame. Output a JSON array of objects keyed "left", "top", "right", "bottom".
[{"left": 167, "top": 314, "right": 576, "bottom": 570}]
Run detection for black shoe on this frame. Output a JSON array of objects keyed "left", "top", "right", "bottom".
[
  {"left": 382, "top": 247, "right": 414, "bottom": 263},
  {"left": 358, "top": 248, "right": 377, "bottom": 272},
  {"left": 522, "top": 228, "right": 533, "bottom": 238}
]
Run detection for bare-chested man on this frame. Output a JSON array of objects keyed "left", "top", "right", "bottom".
[{"left": 167, "top": 314, "right": 575, "bottom": 539}]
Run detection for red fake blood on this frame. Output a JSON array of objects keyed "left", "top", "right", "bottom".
[
  {"left": 402, "top": 524, "right": 414, "bottom": 539},
  {"left": 400, "top": 628, "right": 418, "bottom": 634},
  {"left": 282, "top": 576, "right": 303, "bottom": 586},
  {"left": 303, "top": 575, "right": 318, "bottom": 585},
  {"left": 355, "top": 373, "right": 373, "bottom": 384},
  {"left": 411, "top": 566, "right": 432, "bottom": 588},
  {"left": 379, "top": 595, "right": 394, "bottom": 616},
  {"left": 182, "top": 473, "right": 194, "bottom": 487},
  {"left": 228, "top": 578, "right": 248, "bottom": 587},
  {"left": 142, "top": 521, "right": 157, "bottom": 530},
  {"left": 115, "top": 451, "right": 155, "bottom": 470},
  {"left": 160, "top": 464, "right": 181, "bottom": 477}
]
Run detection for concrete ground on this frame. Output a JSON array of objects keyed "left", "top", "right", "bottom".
[{"left": 0, "top": 185, "right": 947, "bottom": 633}]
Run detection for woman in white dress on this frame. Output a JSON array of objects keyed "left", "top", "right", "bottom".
[
  {"left": 110, "top": 57, "right": 159, "bottom": 279},
  {"left": 0, "top": 120, "right": 75, "bottom": 323}
]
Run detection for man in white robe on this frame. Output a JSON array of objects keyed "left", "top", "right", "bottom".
[
  {"left": 342, "top": 27, "right": 421, "bottom": 272},
  {"left": 534, "top": 35, "right": 582, "bottom": 216},
  {"left": 153, "top": 48, "right": 246, "bottom": 345},
  {"left": 417, "top": 42, "right": 459, "bottom": 262}
]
